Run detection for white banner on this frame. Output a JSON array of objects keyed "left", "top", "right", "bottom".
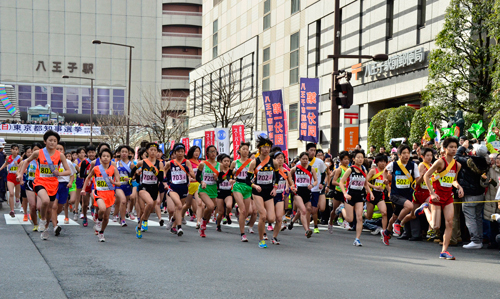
[
  {"left": 215, "top": 128, "right": 230, "bottom": 155},
  {"left": 0, "top": 124, "right": 101, "bottom": 136}
]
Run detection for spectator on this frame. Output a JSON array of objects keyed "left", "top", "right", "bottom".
[
  {"left": 367, "top": 145, "right": 376, "bottom": 158},
  {"left": 379, "top": 146, "right": 387, "bottom": 155},
  {"left": 485, "top": 154, "right": 500, "bottom": 249},
  {"left": 455, "top": 143, "right": 490, "bottom": 249}
]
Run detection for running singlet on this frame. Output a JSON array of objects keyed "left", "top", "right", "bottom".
[
  {"left": 218, "top": 169, "right": 232, "bottom": 191},
  {"left": 94, "top": 165, "right": 116, "bottom": 191},
  {"left": 168, "top": 159, "right": 189, "bottom": 185},
  {"left": 7, "top": 155, "right": 21, "bottom": 174},
  {"left": 140, "top": 160, "right": 161, "bottom": 185},
  {"left": 235, "top": 159, "right": 251, "bottom": 183},
  {"left": 27, "top": 160, "right": 37, "bottom": 181},
  {"left": 189, "top": 159, "right": 200, "bottom": 182},
  {"left": 34, "top": 149, "right": 61, "bottom": 195},
  {"left": 117, "top": 160, "right": 132, "bottom": 184},
  {"left": 275, "top": 169, "right": 288, "bottom": 194},
  {"left": 295, "top": 166, "right": 312, "bottom": 187},
  {"left": 335, "top": 166, "right": 348, "bottom": 191},
  {"left": 201, "top": 161, "right": 219, "bottom": 185},
  {"left": 255, "top": 156, "right": 274, "bottom": 187},
  {"left": 370, "top": 168, "right": 385, "bottom": 193},
  {"left": 432, "top": 158, "right": 457, "bottom": 195},
  {"left": 347, "top": 166, "right": 367, "bottom": 197}
]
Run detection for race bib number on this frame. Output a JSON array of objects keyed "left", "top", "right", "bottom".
[
  {"left": 119, "top": 174, "right": 129, "bottom": 182},
  {"left": 220, "top": 180, "right": 232, "bottom": 190},
  {"left": 28, "top": 171, "right": 36, "bottom": 178},
  {"left": 349, "top": 176, "right": 365, "bottom": 190},
  {"left": 374, "top": 178, "right": 385, "bottom": 190},
  {"left": 277, "top": 181, "right": 286, "bottom": 193},
  {"left": 203, "top": 173, "right": 216, "bottom": 185},
  {"left": 9, "top": 166, "right": 18, "bottom": 173},
  {"left": 39, "top": 165, "right": 55, "bottom": 178},
  {"left": 142, "top": 170, "right": 157, "bottom": 184},
  {"left": 395, "top": 175, "right": 410, "bottom": 189},
  {"left": 295, "top": 173, "right": 310, "bottom": 187},
  {"left": 172, "top": 170, "right": 187, "bottom": 184},
  {"left": 95, "top": 178, "right": 111, "bottom": 191},
  {"left": 256, "top": 171, "right": 273, "bottom": 185},
  {"left": 237, "top": 168, "right": 248, "bottom": 179},
  {"left": 440, "top": 173, "right": 455, "bottom": 188}
]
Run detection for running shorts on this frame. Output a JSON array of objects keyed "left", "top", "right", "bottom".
[
  {"left": 252, "top": 186, "right": 274, "bottom": 202},
  {"left": 76, "top": 177, "right": 84, "bottom": 189},
  {"left": 69, "top": 180, "right": 76, "bottom": 193},
  {"left": 188, "top": 182, "right": 199, "bottom": 196},
  {"left": 390, "top": 194, "right": 411, "bottom": 207},
  {"left": 233, "top": 182, "right": 252, "bottom": 199},
  {"left": 274, "top": 192, "right": 284, "bottom": 205},
  {"left": 26, "top": 180, "right": 35, "bottom": 192},
  {"left": 346, "top": 193, "right": 365, "bottom": 206},
  {"left": 369, "top": 191, "right": 384, "bottom": 205},
  {"left": 217, "top": 189, "right": 232, "bottom": 199},
  {"left": 294, "top": 187, "right": 311, "bottom": 204},
  {"left": 119, "top": 183, "right": 133, "bottom": 197},
  {"left": 198, "top": 184, "right": 218, "bottom": 199},
  {"left": 93, "top": 190, "right": 116, "bottom": 208},
  {"left": 311, "top": 192, "right": 320, "bottom": 208},
  {"left": 7, "top": 173, "right": 19, "bottom": 186},
  {"left": 413, "top": 189, "right": 430, "bottom": 205},
  {"left": 56, "top": 182, "right": 69, "bottom": 204},
  {"left": 21, "top": 183, "right": 26, "bottom": 198},
  {"left": 332, "top": 190, "right": 344, "bottom": 202},
  {"left": 168, "top": 184, "right": 189, "bottom": 198},
  {"left": 139, "top": 184, "right": 159, "bottom": 200},
  {"left": 429, "top": 191, "right": 453, "bottom": 208},
  {"left": 34, "top": 185, "right": 56, "bottom": 201}
]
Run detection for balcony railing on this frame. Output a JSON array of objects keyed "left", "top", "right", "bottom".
[
  {"left": 162, "top": 96, "right": 187, "bottom": 101},
  {"left": 162, "top": 32, "right": 202, "bottom": 38},
  {"left": 162, "top": 75, "right": 189, "bottom": 80},
  {"left": 163, "top": 10, "right": 202, "bottom": 16},
  {"left": 162, "top": 54, "right": 201, "bottom": 59}
]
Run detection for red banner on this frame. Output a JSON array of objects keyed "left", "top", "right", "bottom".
[
  {"left": 181, "top": 137, "right": 190, "bottom": 149},
  {"left": 170, "top": 140, "right": 175, "bottom": 150},
  {"left": 283, "top": 111, "right": 289, "bottom": 162},
  {"left": 232, "top": 125, "right": 245, "bottom": 159},
  {"left": 205, "top": 131, "right": 215, "bottom": 150}
]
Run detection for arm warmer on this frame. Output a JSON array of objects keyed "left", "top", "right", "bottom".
[
  {"left": 195, "top": 168, "right": 202, "bottom": 183},
  {"left": 320, "top": 172, "right": 326, "bottom": 186},
  {"left": 245, "top": 171, "right": 254, "bottom": 187},
  {"left": 79, "top": 161, "right": 88, "bottom": 178}
]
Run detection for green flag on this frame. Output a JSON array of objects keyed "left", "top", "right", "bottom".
[
  {"left": 441, "top": 124, "right": 456, "bottom": 140},
  {"left": 468, "top": 120, "right": 485, "bottom": 139},
  {"left": 486, "top": 119, "right": 497, "bottom": 143}
]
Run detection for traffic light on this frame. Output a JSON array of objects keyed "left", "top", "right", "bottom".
[{"left": 335, "top": 79, "right": 353, "bottom": 109}]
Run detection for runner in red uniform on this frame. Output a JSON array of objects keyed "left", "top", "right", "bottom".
[
  {"left": 0, "top": 143, "right": 21, "bottom": 217},
  {"left": 17, "top": 130, "right": 71, "bottom": 240},
  {"left": 423, "top": 137, "right": 463, "bottom": 260}
]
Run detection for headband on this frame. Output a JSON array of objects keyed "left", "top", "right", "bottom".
[
  {"left": 174, "top": 144, "right": 185, "bottom": 151},
  {"left": 147, "top": 143, "right": 158, "bottom": 149},
  {"left": 259, "top": 142, "right": 272, "bottom": 148},
  {"left": 274, "top": 151, "right": 284, "bottom": 157}
]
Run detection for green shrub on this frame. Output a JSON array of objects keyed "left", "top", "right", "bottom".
[
  {"left": 384, "top": 106, "right": 416, "bottom": 148},
  {"left": 367, "top": 108, "right": 394, "bottom": 149},
  {"left": 408, "top": 106, "right": 442, "bottom": 145}
]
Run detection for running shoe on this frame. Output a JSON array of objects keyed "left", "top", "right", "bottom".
[
  {"left": 439, "top": 251, "right": 455, "bottom": 260},
  {"left": 343, "top": 222, "right": 352, "bottom": 230},
  {"left": 227, "top": 217, "right": 232, "bottom": 225},
  {"left": 166, "top": 218, "right": 173, "bottom": 230},
  {"left": 199, "top": 229, "right": 206, "bottom": 238},
  {"left": 305, "top": 230, "right": 313, "bottom": 238},
  {"left": 9, "top": 210, "right": 15, "bottom": 218},
  {"left": 38, "top": 219, "right": 47, "bottom": 232},
  {"left": 201, "top": 220, "right": 207, "bottom": 231},
  {"left": 20, "top": 207, "right": 24, "bottom": 214},
  {"left": 272, "top": 237, "right": 280, "bottom": 245},
  {"left": 263, "top": 234, "right": 269, "bottom": 240},
  {"left": 393, "top": 223, "right": 402, "bottom": 236},
  {"left": 353, "top": 238, "right": 362, "bottom": 247},
  {"left": 129, "top": 213, "right": 136, "bottom": 220},
  {"left": 136, "top": 226, "right": 142, "bottom": 239},
  {"left": 54, "top": 226, "right": 62, "bottom": 236},
  {"left": 98, "top": 233, "right": 105, "bottom": 242},
  {"left": 141, "top": 220, "right": 148, "bottom": 231},
  {"left": 64, "top": 217, "right": 69, "bottom": 224},
  {"left": 15, "top": 200, "right": 20, "bottom": 209},
  {"left": 258, "top": 240, "right": 267, "bottom": 248},
  {"left": 371, "top": 227, "right": 383, "bottom": 235},
  {"left": 195, "top": 222, "right": 201, "bottom": 229},
  {"left": 38, "top": 211, "right": 42, "bottom": 219},
  {"left": 281, "top": 223, "right": 287, "bottom": 231},
  {"left": 313, "top": 228, "right": 320, "bottom": 234},
  {"left": 216, "top": 226, "right": 222, "bottom": 232},
  {"left": 267, "top": 224, "right": 273, "bottom": 231},
  {"left": 382, "top": 230, "right": 391, "bottom": 246},
  {"left": 121, "top": 220, "right": 127, "bottom": 227},
  {"left": 426, "top": 229, "right": 437, "bottom": 239},
  {"left": 83, "top": 218, "right": 88, "bottom": 227},
  {"left": 79, "top": 213, "right": 84, "bottom": 219},
  {"left": 159, "top": 219, "right": 164, "bottom": 227},
  {"left": 95, "top": 229, "right": 99, "bottom": 235},
  {"left": 415, "top": 203, "right": 429, "bottom": 216},
  {"left": 171, "top": 227, "right": 178, "bottom": 234},
  {"left": 32, "top": 225, "right": 38, "bottom": 232},
  {"left": 288, "top": 221, "right": 294, "bottom": 230},
  {"left": 95, "top": 220, "right": 102, "bottom": 232},
  {"left": 177, "top": 228, "right": 184, "bottom": 236},
  {"left": 247, "top": 226, "right": 255, "bottom": 234},
  {"left": 491, "top": 213, "right": 500, "bottom": 222},
  {"left": 73, "top": 214, "right": 78, "bottom": 221},
  {"left": 223, "top": 217, "right": 228, "bottom": 225},
  {"left": 328, "top": 224, "right": 334, "bottom": 234},
  {"left": 41, "top": 230, "right": 49, "bottom": 240},
  {"left": 182, "top": 218, "right": 187, "bottom": 225},
  {"left": 189, "top": 215, "right": 196, "bottom": 222},
  {"left": 113, "top": 215, "right": 119, "bottom": 222},
  {"left": 23, "top": 214, "right": 29, "bottom": 222},
  {"left": 335, "top": 204, "right": 344, "bottom": 216},
  {"left": 241, "top": 234, "right": 248, "bottom": 242}
]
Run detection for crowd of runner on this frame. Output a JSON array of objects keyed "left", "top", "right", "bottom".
[{"left": 4, "top": 129, "right": 500, "bottom": 261}]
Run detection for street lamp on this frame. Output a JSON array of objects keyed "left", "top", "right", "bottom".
[
  {"left": 62, "top": 75, "right": 95, "bottom": 144},
  {"left": 92, "top": 39, "right": 134, "bottom": 145},
  {"left": 327, "top": 0, "right": 389, "bottom": 156}
]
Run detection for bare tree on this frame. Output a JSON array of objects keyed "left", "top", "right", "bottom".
[
  {"left": 96, "top": 114, "right": 129, "bottom": 149},
  {"left": 193, "top": 56, "right": 256, "bottom": 132},
  {"left": 132, "top": 89, "right": 189, "bottom": 145}
]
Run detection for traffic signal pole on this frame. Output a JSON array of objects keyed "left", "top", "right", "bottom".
[{"left": 329, "top": 0, "right": 341, "bottom": 157}]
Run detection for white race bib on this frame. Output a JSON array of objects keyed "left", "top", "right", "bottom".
[
  {"left": 349, "top": 176, "right": 365, "bottom": 190},
  {"left": 171, "top": 170, "right": 187, "bottom": 184},
  {"left": 295, "top": 173, "right": 310, "bottom": 187},
  {"left": 395, "top": 175, "right": 410, "bottom": 189},
  {"left": 142, "top": 170, "right": 157, "bottom": 184},
  {"left": 256, "top": 171, "right": 273, "bottom": 185}
]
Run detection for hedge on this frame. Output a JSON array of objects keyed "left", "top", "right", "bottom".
[
  {"left": 384, "top": 106, "right": 416, "bottom": 148},
  {"left": 367, "top": 108, "right": 394, "bottom": 150}
]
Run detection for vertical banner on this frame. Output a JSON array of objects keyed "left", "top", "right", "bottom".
[
  {"left": 215, "top": 128, "right": 230, "bottom": 154},
  {"left": 299, "top": 78, "right": 319, "bottom": 143},
  {"left": 135, "top": 147, "right": 139, "bottom": 160},
  {"left": 344, "top": 127, "right": 359, "bottom": 151},
  {"left": 193, "top": 139, "right": 203, "bottom": 149},
  {"left": 170, "top": 140, "right": 175, "bottom": 150},
  {"left": 232, "top": 125, "right": 245, "bottom": 159},
  {"left": 205, "top": 131, "right": 215, "bottom": 150},
  {"left": 262, "top": 90, "right": 287, "bottom": 152},
  {"left": 283, "top": 111, "right": 289, "bottom": 162},
  {"left": 159, "top": 143, "right": 165, "bottom": 154},
  {"left": 181, "top": 137, "right": 190, "bottom": 149}
]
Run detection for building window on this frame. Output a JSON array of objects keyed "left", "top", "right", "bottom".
[
  {"left": 66, "top": 88, "right": 79, "bottom": 114},
  {"left": 213, "top": 19, "right": 218, "bottom": 58},
  {"left": 289, "top": 103, "right": 298, "bottom": 130},
  {"left": 35, "top": 86, "right": 48, "bottom": 107},
  {"left": 18, "top": 85, "right": 32, "bottom": 112},
  {"left": 418, "top": 0, "right": 426, "bottom": 28},
  {"left": 97, "top": 89, "right": 110, "bottom": 115},
  {"left": 290, "top": 32, "right": 300, "bottom": 85},
  {"left": 386, "top": 0, "right": 394, "bottom": 39},
  {"left": 81, "top": 88, "right": 92, "bottom": 115},
  {"left": 262, "top": 47, "right": 270, "bottom": 91},
  {"left": 291, "top": 0, "right": 300, "bottom": 14},
  {"left": 51, "top": 87, "right": 64, "bottom": 113},
  {"left": 263, "top": 0, "right": 271, "bottom": 30}
]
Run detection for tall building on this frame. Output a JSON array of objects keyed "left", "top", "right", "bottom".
[{"left": 189, "top": 0, "right": 450, "bottom": 157}]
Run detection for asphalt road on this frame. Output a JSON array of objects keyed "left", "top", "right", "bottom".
[{"left": 1, "top": 206, "right": 500, "bottom": 299}]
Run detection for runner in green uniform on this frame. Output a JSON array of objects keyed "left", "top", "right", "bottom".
[
  {"left": 196, "top": 145, "right": 219, "bottom": 238},
  {"left": 230, "top": 142, "right": 253, "bottom": 242},
  {"left": 328, "top": 151, "right": 350, "bottom": 233}
]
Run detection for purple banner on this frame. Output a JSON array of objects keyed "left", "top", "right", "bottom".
[
  {"left": 299, "top": 78, "right": 319, "bottom": 143},
  {"left": 262, "top": 90, "right": 287, "bottom": 152}
]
